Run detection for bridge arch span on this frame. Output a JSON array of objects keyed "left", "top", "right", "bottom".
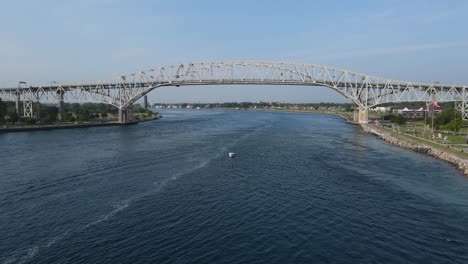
[{"left": 1, "top": 61, "right": 467, "bottom": 123}]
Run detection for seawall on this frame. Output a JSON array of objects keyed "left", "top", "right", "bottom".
[{"left": 0, "top": 116, "right": 160, "bottom": 133}]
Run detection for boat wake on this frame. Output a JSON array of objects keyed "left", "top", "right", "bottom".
[{"left": 1, "top": 128, "right": 259, "bottom": 264}]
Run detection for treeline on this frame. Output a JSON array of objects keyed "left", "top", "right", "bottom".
[
  {"left": 67, "top": 103, "right": 118, "bottom": 115},
  {"left": 379, "top": 101, "right": 457, "bottom": 109},
  {"left": 0, "top": 99, "right": 22, "bottom": 124},
  {"left": 0, "top": 99, "right": 113, "bottom": 124},
  {"left": 0, "top": 100, "right": 155, "bottom": 125},
  {"left": 61, "top": 103, "right": 153, "bottom": 122},
  {"left": 0, "top": 99, "right": 8, "bottom": 123},
  {"left": 61, "top": 103, "right": 118, "bottom": 123},
  {"left": 156, "top": 102, "right": 353, "bottom": 111},
  {"left": 0, "top": 102, "right": 56, "bottom": 125}
]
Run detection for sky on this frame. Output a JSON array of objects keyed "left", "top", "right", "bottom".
[{"left": 0, "top": 0, "right": 467, "bottom": 103}]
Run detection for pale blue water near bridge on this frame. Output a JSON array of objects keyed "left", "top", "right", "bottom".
[{"left": 1, "top": 109, "right": 468, "bottom": 263}]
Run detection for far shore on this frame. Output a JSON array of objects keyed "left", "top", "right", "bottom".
[{"left": 212, "top": 107, "right": 354, "bottom": 121}]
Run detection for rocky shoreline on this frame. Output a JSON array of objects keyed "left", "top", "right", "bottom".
[{"left": 362, "top": 125, "right": 468, "bottom": 177}]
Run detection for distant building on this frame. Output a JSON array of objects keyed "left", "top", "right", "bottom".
[
  {"left": 391, "top": 106, "right": 439, "bottom": 119},
  {"left": 370, "top": 106, "right": 392, "bottom": 113}
]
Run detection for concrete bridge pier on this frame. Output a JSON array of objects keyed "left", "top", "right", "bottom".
[
  {"left": 118, "top": 105, "right": 134, "bottom": 124},
  {"left": 358, "top": 108, "right": 369, "bottom": 124},
  {"left": 353, "top": 106, "right": 359, "bottom": 122},
  {"left": 353, "top": 104, "right": 369, "bottom": 124},
  {"left": 57, "top": 90, "right": 64, "bottom": 121},
  {"left": 144, "top": 95, "right": 148, "bottom": 109}
]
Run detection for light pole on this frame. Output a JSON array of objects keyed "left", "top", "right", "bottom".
[{"left": 466, "top": 127, "right": 468, "bottom": 145}]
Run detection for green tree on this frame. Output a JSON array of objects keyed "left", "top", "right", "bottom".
[
  {"left": 431, "top": 108, "right": 459, "bottom": 128},
  {"left": 7, "top": 112, "right": 19, "bottom": 123},
  {"left": 20, "top": 117, "right": 37, "bottom": 125},
  {"left": 39, "top": 106, "right": 58, "bottom": 124},
  {"left": 64, "top": 112, "right": 75, "bottom": 122},
  {"left": 76, "top": 110, "right": 91, "bottom": 122},
  {"left": 342, "top": 105, "right": 352, "bottom": 112},
  {"left": 390, "top": 114, "right": 406, "bottom": 125},
  {"left": 0, "top": 98, "right": 7, "bottom": 123},
  {"left": 445, "top": 118, "right": 463, "bottom": 134}
]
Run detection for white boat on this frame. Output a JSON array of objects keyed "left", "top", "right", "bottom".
[{"left": 229, "top": 152, "right": 236, "bottom": 158}]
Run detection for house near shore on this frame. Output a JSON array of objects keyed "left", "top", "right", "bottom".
[
  {"left": 392, "top": 106, "right": 440, "bottom": 119},
  {"left": 370, "top": 106, "right": 392, "bottom": 113}
]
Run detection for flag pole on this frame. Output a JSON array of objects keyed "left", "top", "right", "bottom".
[
  {"left": 424, "top": 102, "right": 427, "bottom": 134},
  {"left": 430, "top": 93, "right": 435, "bottom": 138},
  {"left": 432, "top": 102, "right": 435, "bottom": 136}
]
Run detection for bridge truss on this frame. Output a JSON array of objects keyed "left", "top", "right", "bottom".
[{"left": 1, "top": 61, "right": 467, "bottom": 123}]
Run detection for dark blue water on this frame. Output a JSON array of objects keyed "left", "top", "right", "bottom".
[{"left": 1, "top": 109, "right": 468, "bottom": 264}]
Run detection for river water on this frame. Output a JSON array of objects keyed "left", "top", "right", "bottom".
[{"left": 1, "top": 109, "right": 468, "bottom": 263}]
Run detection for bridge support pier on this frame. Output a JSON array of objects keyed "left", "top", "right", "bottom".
[
  {"left": 15, "top": 92, "right": 21, "bottom": 116},
  {"left": 353, "top": 107, "right": 359, "bottom": 122},
  {"left": 353, "top": 104, "right": 368, "bottom": 124},
  {"left": 462, "top": 87, "right": 468, "bottom": 120},
  {"left": 144, "top": 95, "right": 148, "bottom": 109},
  {"left": 118, "top": 105, "right": 134, "bottom": 124},
  {"left": 23, "top": 100, "right": 34, "bottom": 118},
  {"left": 358, "top": 108, "right": 368, "bottom": 124},
  {"left": 57, "top": 90, "right": 64, "bottom": 121}
]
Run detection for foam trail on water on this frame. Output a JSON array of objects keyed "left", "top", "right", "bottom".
[
  {"left": 2, "top": 247, "right": 38, "bottom": 264},
  {"left": 2, "top": 159, "right": 211, "bottom": 264},
  {"left": 84, "top": 199, "right": 131, "bottom": 229},
  {"left": 2, "top": 127, "right": 262, "bottom": 264}
]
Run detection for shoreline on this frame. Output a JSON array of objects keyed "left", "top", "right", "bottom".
[{"left": 0, "top": 116, "right": 160, "bottom": 133}]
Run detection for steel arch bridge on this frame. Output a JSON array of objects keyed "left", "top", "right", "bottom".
[{"left": 1, "top": 61, "right": 467, "bottom": 123}]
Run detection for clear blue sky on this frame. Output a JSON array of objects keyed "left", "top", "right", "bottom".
[{"left": 1, "top": 0, "right": 467, "bottom": 103}]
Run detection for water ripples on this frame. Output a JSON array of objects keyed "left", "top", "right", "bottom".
[{"left": 1, "top": 110, "right": 468, "bottom": 263}]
